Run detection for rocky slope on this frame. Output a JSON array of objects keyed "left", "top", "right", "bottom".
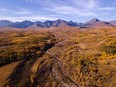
[
  {"left": 109, "top": 20, "right": 116, "bottom": 25},
  {"left": 0, "top": 18, "right": 115, "bottom": 28},
  {"left": 82, "top": 18, "right": 114, "bottom": 28}
]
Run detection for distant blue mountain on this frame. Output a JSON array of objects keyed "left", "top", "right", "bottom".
[
  {"left": 0, "top": 18, "right": 115, "bottom": 28},
  {"left": 43, "top": 19, "right": 81, "bottom": 27},
  {"left": 9, "top": 20, "right": 34, "bottom": 28},
  {"left": 43, "top": 20, "right": 54, "bottom": 27},
  {"left": 0, "top": 19, "right": 82, "bottom": 28},
  {"left": 28, "top": 19, "right": 82, "bottom": 28},
  {"left": 82, "top": 18, "right": 114, "bottom": 28},
  {"left": 0, "top": 20, "right": 13, "bottom": 27}
]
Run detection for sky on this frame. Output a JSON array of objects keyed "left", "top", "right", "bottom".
[{"left": 0, "top": 0, "right": 116, "bottom": 22}]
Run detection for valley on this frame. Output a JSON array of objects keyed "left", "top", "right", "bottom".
[
  {"left": 0, "top": 27, "right": 116, "bottom": 87},
  {"left": 0, "top": 0, "right": 116, "bottom": 86}
]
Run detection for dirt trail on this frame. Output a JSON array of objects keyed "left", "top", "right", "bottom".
[
  {"left": 47, "top": 51, "right": 78, "bottom": 87},
  {"left": 32, "top": 39, "right": 79, "bottom": 87},
  {"left": 46, "top": 39, "right": 79, "bottom": 87}
]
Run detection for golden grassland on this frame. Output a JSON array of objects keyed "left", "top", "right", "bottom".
[
  {"left": 0, "top": 27, "right": 116, "bottom": 87},
  {"left": 46, "top": 27, "right": 116, "bottom": 86},
  {"left": 0, "top": 29, "right": 56, "bottom": 66},
  {"left": 30, "top": 27, "right": 116, "bottom": 87}
]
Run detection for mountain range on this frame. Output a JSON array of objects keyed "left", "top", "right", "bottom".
[{"left": 0, "top": 18, "right": 115, "bottom": 28}]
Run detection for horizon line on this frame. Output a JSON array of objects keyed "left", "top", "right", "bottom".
[{"left": 0, "top": 18, "right": 115, "bottom": 23}]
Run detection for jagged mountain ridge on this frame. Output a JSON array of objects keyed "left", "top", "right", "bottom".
[
  {"left": 82, "top": 18, "right": 114, "bottom": 28},
  {"left": 0, "top": 19, "right": 81, "bottom": 28},
  {"left": 0, "top": 20, "right": 13, "bottom": 27},
  {"left": 9, "top": 20, "right": 34, "bottom": 28},
  {"left": 0, "top": 18, "right": 115, "bottom": 28}
]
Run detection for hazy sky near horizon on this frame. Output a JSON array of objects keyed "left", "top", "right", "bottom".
[{"left": 0, "top": 0, "right": 116, "bottom": 22}]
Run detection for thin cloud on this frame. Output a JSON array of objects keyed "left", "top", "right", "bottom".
[
  {"left": 98, "top": 7, "right": 115, "bottom": 11},
  {"left": 46, "top": 6, "right": 97, "bottom": 16},
  {"left": 25, "top": 0, "right": 99, "bottom": 9},
  {"left": 0, "top": 0, "right": 115, "bottom": 21},
  {"left": 25, "top": 0, "right": 35, "bottom": 3},
  {"left": 14, "top": 10, "right": 32, "bottom": 15},
  {"left": 0, "top": 15, "right": 58, "bottom": 22},
  {"left": 0, "top": 7, "right": 33, "bottom": 15},
  {"left": 24, "top": 0, "right": 99, "bottom": 17},
  {"left": 66, "top": 0, "right": 99, "bottom": 9},
  {"left": 0, "top": 8, "right": 10, "bottom": 12},
  {"left": 14, "top": 7, "right": 33, "bottom": 15}
]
